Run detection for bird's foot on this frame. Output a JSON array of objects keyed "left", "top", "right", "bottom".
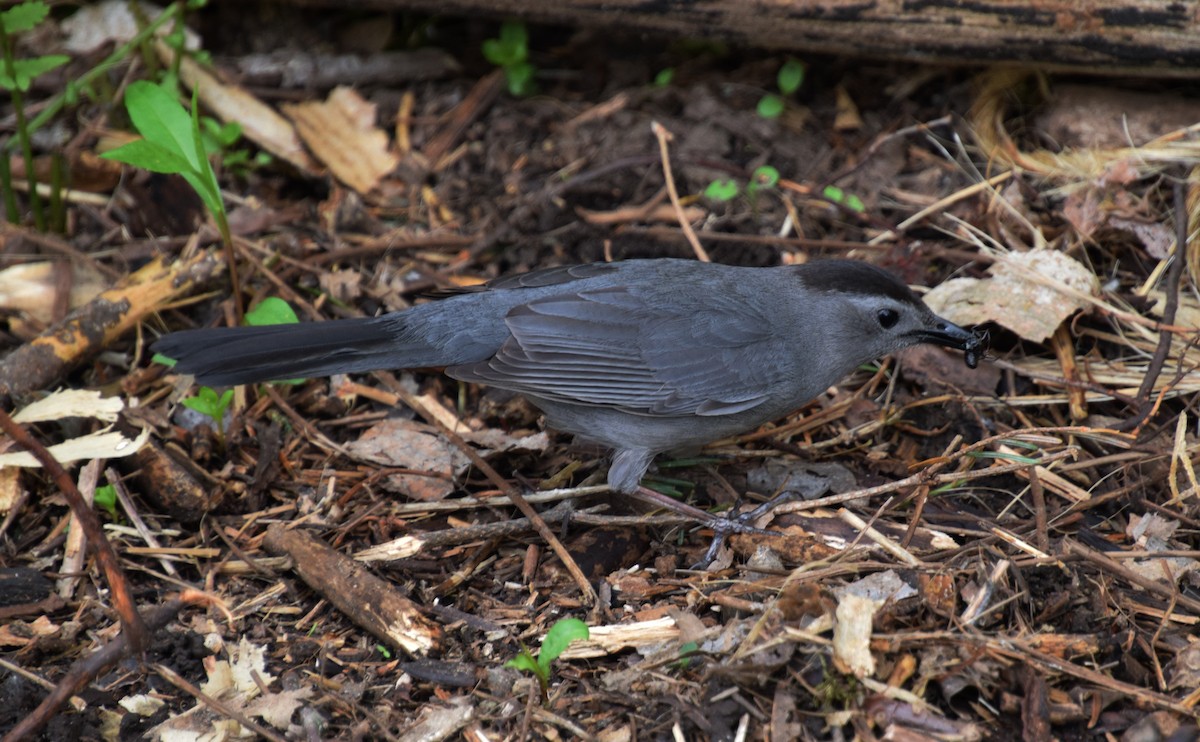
[
  {"left": 627, "top": 485, "right": 796, "bottom": 569},
  {"left": 691, "top": 490, "right": 800, "bottom": 569}
]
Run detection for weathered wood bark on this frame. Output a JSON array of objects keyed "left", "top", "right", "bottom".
[{"left": 294, "top": 0, "right": 1200, "bottom": 77}]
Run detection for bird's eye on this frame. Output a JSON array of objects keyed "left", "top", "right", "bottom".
[{"left": 877, "top": 308, "right": 900, "bottom": 329}]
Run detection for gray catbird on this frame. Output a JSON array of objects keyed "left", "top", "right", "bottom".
[{"left": 154, "top": 258, "right": 982, "bottom": 493}]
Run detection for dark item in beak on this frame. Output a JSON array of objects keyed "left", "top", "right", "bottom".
[{"left": 915, "top": 319, "right": 987, "bottom": 369}]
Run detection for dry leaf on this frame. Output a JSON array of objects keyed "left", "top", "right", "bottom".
[
  {"left": 924, "top": 249, "right": 1098, "bottom": 342},
  {"left": 159, "top": 41, "right": 319, "bottom": 174},
  {"left": 345, "top": 418, "right": 469, "bottom": 500},
  {"left": 284, "top": 86, "right": 399, "bottom": 194}
]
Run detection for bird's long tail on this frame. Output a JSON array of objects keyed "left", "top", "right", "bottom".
[{"left": 152, "top": 317, "right": 441, "bottom": 386}]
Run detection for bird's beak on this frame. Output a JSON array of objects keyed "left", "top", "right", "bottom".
[{"left": 914, "top": 318, "right": 986, "bottom": 369}]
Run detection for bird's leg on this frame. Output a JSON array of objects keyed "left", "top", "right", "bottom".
[
  {"left": 692, "top": 489, "right": 801, "bottom": 568},
  {"left": 627, "top": 485, "right": 781, "bottom": 568}
]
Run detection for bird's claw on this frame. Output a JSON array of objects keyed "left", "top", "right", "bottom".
[{"left": 691, "top": 490, "right": 801, "bottom": 569}]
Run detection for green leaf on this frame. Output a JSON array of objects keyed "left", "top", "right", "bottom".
[
  {"left": 504, "top": 61, "right": 535, "bottom": 97},
  {"left": 179, "top": 169, "right": 222, "bottom": 219},
  {"left": 536, "top": 618, "right": 589, "bottom": 673},
  {"left": 966, "top": 450, "right": 1040, "bottom": 465},
  {"left": 498, "top": 21, "right": 528, "bottom": 57},
  {"left": 1, "top": 55, "right": 69, "bottom": 92},
  {"left": 703, "top": 179, "right": 739, "bottom": 202},
  {"left": 182, "top": 386, "right": 233, "bottom": 422},
  {"left": 822, "top": 185, "right": 845, "bottom": 204},
  {"left": 675, "top": 640, "right": 699, "bottom": 669},
  {"left": 101, "top": 139, "right": 191, "bottom": 174},
  {"left": 751, "top": 166, "right": 780, "bottom": 189},
  {"left": 152, "top": 352, "right": 178, "bottom": 367},
  {"left": 654, "top": 68, "right": 674, "bottom": 87},
  {"left": 481, "top": 38, "right": 513, "bottom": 66},
  {"left": 844, "top": 193, "right": 865, "bottom": 213},
  {"left": 1, "top": 1, "right": 49, "bottom": 34},
  {"left": 777, "top": 58, "right": 805, "bottom": 95},
  {"left": 94, "top": 484, "right": 119, "bottom": 519},
  {"left": 123, "top": 80, "right": 203, "bottom": 172},
  {"left": 505, "top": 648, "right": 542, "bottom": 676},
  {"left": 244, "top": 297, "right": 300, "bottom": 327},
  {"left": 756, "top": 94, "right": 784, "bottom": 119}
]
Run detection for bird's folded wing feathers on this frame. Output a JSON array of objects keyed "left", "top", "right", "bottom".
[{"left": 449, "top": 286, "right": 783, "bottom": 416}]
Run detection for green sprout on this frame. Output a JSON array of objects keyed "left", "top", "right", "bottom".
[
  {"left": 244, "top": 296, "right": 299, "bottom": 327},
  {"left": 821, "top": 185, "right": 865, "bottom": 213},
  {"left": 181, "top": 386, "right": 234, "bottom": 436},
  {"left": 94, "top": 484, "right": 120, "bottom": 520},
  {"left": 757, "top": 57, "right": 805, "bottom": 120},
  {"left": 654, "top": 68, "right": 674, "bottom": 87},
  {"left": 201, "top": 117, "right": 270, "bottom": 174},
  {"left": 482, "top": 21, "right": 535, "bottom": 97},
  {"left": 506, "top": 617, "right": 589, "bottom": 698},
  {"left": 674, "top": 641, "right": 700, "bottom": 669},
  {"left": 703, "top": 178, "right": 739, "bottom": 202},
  {"left": 102, "top": 78, "right": 246, "bottom": 320},
  {"left": 746, "top": 165, "right": 780, "bottom": 198}
]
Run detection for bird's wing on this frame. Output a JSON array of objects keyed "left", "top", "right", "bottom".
[
  {"left": 449, "top": 285, "right": 784, "bottom": 417},
  {"left": 425, "top": 263, "right": 620, "bottom": 297}
]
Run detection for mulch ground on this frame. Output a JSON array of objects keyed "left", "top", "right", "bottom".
[{"left": 1, "top": 5, "right": 1199, "bottom": 741}]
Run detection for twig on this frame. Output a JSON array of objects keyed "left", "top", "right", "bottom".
[
  {"left": 1119, "top": 172, "right": 1190, "bottom": 432},
  {"left": 2, "top": 599, "right": 185, "bottom": 742},
  {"left": 377, "top": 373, "right": 600, "bottom": 605},
  {"left": 650, "top": 121, "right": 709, "bottom": 262},
  {"left": 0, "top": 406, "right": 147, "bottom": 652},
  {"left": 152, "top": 663, "right": 288, "bottom": 742}
]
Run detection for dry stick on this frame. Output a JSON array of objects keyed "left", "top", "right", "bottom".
[
  {"left": 1120, "top": 174, "right": 1191, "bottom": 433},
  {"left": 1, "top": 599, "right": 185, "bottom": 742},
  {"left": 650, "top": 120, "right": 710, "bottom": 262},
  {"left": 776, "top": 427, "right": 1094, "bottom": 515},
  {"left": 377, "top": 374, "right": 600, "bottom": 605},
  {"left": 0, "top": 407, "right": 148, "bottom": 652},
  {"left": 1029, "top": 467, "right": 1050, "bottom": 554},
  {"left": 1062, "top": 539, "right": 1200, "bottom": 615}
]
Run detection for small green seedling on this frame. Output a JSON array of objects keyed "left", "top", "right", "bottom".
[
  {"left": 654, "top": 68, "right": 674, "bottom": 87},
  {"left": 200, "top": 117, "right": 270, "bottom": 174},
  {"left": 94, "top": 484, "right": 119, "bottom": 520},
  {"left": 506, "top": 617, "right": 589, "bottom": 697},
  {"left": 375, "top": 644, "right": 392, "bottom": 659},
  {"left": 757, "top": 57, "right": 805, "bottom": 120},
  {"left": 746, "top": 165, "right": 780, "bottom": 198},
  {"left": 674, "top": 641, "right": 700, "bottom": 670},
  {"left": 0, "top": 3, "right": 67, "bottom": 92},
  {"left": 102, "top": 80, "right": 226, "bottom": 232},
  {"left": 821, "top": 185, "right": 865, "bottom": 213},
  {"left": 181, "top": 386, "right": 234, "bottom": 435},
  {"left": 482, "top": 21, "right": 535, "bottom": 97},
  {"left": 244, "top": 296, "right": 299, "bottom": 327},
  {"left": 703, "top": 178, "right": 739, "bottom": 203}
]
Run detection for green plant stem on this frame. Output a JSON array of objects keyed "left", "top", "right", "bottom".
[
  {"left": 0, "top": 143, "right": 17, "bottom": 221},
  {"left": 0, "top": 23, "right": 43, "bottom": 230},
  {"left": 3, "top": 5, "right": 179, "bottom": 156}
]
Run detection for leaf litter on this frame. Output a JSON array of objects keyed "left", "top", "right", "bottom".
[{"left": 1, "top": 10, "right": 1200, "bottom": 742}]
